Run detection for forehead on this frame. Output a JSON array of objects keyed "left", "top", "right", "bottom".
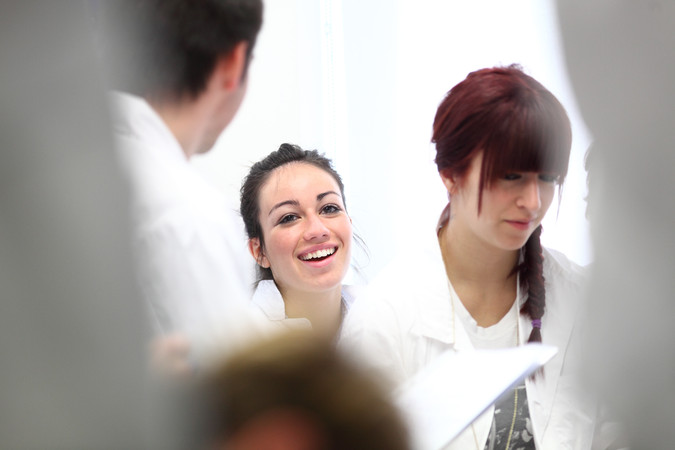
[{"left": 259, "top": 162, "right": 341, "bottom": 206}]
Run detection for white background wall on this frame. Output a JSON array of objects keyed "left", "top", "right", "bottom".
[{"left": 194, "top": 0, "right": 592, "bottom": 282}]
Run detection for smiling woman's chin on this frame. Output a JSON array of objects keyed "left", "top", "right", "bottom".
[{"left": 307, "top": 272, "right": 345, "bottom": 291}]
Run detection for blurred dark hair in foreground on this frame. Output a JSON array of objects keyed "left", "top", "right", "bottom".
[{"left": 189, "top": 331, "right": 411, "bottom": 450}]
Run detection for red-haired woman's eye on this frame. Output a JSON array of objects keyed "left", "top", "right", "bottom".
[{"left": 539, "top": 174, "right": 559, "bottom": 183}]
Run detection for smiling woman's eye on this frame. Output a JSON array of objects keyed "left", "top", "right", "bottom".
[
  {"left": 320, "top": 204, "right": 342, "bottom": 215},
  {"left": 278, "top": 214, "right": 299, "bottom": 225},
  {"left": 539, "top": 173, "right": 560, "bottom": 183}
]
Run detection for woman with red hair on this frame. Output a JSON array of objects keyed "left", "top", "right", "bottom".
[{"left": 341, "top": 66, "right": 596, "bottom": 449}]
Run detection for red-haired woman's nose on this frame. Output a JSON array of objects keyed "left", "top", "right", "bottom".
[{"left": 517, "top": 179, "right": 542, "bottom": 211}]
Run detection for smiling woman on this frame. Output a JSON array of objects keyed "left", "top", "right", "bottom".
[{"left": 240, "top": 143, "right": 355, "bottom": 340}]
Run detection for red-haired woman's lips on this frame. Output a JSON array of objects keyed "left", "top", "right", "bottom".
[{"left": 505, "top": 220, "right": 532, "bottom": 231}]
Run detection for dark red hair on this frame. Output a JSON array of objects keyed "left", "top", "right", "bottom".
[
  {"left": 432, "top": 65, "right": 572, "bottom": 345},
  {"left": 432, "top": 65, "right": 572, "bottom": 212}
]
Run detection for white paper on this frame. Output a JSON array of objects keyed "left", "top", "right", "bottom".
[{"left": 395, "top": 344, "right": 558, "bottom": 450}]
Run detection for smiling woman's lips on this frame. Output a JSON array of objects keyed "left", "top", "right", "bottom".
[
  {"left": 298, "top": 250, "right": 339, "bottom": 269},
  {"left": 298, "top": 246, "right": 337, "bottom": 262}
]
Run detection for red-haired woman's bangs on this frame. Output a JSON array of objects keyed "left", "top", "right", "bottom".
[{"left": 480, "top": 85, "right": 572, "bottom": 190}]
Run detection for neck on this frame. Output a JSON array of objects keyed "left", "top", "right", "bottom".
[
  {"left": 281, "top": 286, "right": 344, "bottom": 340},
  {"left": 148, "top": 95, "right": 212, "bottom": 160},
  {"left": 439, "top": 224, "right": 520, "bottom": 327}
]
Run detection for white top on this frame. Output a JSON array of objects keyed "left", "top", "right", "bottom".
[
  {"left": 110, "top": 92, "right": 260, "bottom": 358},
  {"left": 251, "top": 279, "right": 359, "bottom": 338},
  {"left": 454, "top": 288, "right": 521, "bottom": 350},
  {"left": 339, "top": 225, "right": 597, "bottom": 449}
]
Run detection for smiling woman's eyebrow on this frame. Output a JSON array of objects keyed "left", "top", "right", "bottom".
[
  {"left": 317, "top": 191, "right": 340, "bottom": 201},
  {"left": 268, "top": 191, "right": 340, "bottom": 216},
  {"left": 268, "top": 199, "right": 299, "bottom": 216}
]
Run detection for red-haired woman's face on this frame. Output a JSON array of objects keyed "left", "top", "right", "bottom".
[{"left": 442, "top": 153, "right": 557, "bottom": 252}]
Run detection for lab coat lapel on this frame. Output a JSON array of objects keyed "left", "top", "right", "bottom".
[
  {"left": 407, "top": 240, "right": 495, "bottom": 449},
  {"left": 408, "top": 240, "right": 456, "bottom": 346},
  {"left": 522, "top": 295, "right": 575, "bottom": 445}
]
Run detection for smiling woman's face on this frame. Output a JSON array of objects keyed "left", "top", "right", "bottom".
[{"left": 249, "top": 162, "right": 352, "bottom": 298}]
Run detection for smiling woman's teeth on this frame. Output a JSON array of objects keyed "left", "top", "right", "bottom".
[{"left": 300, "top": 247, "right": 336, "bottom": 261}]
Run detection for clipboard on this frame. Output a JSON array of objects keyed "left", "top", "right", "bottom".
[{"left": 395, "top": 344, "right": 558, "bottom": 450}]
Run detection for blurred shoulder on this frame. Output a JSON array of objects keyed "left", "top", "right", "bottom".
[
  {"left": 542, "top": 247, "right": 589, "bottom": 317},
  {"left": 345, "top": 241, "right": 448, "bottom": 331},
  {"left": 543, "top": 246, "right": 587, "bottom": 285}
]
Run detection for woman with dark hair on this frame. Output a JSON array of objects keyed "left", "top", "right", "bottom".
[
  {"left": 240, "top": 143, "right": 356, "bottom": 341},
  {"left": 340, "top": 66, "right": 596, "bottom": 449}
]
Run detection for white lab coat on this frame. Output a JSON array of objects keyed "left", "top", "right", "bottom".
[
  {"left": 340, "top": 231, "right": 596, "bottom": 449},
  {"left": 110, "top": 92, "right": 260, "bottom": 359},
  {"left": 251, "top": 280, "right": 359, "bottom": 337}
]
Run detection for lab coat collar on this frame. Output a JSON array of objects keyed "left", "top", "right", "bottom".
[
  {"left": 407, "top": 229, "right": 470, "bottom": 350},
  {"left": 251, "top": 280, "right": 359, "bottom": 324},
  {"left": 251, "top": 280, "right": 287, "bottom": 320},
  {"left": 341, "top": 284, "right": 360, "bottom": 312},
  {"left": 109, "top": 91, "right": 187, "bottom": 165},
  {"left": 523, "top": 248, "right": 583, "bottom": 445}
]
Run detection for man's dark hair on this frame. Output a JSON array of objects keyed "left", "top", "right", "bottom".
[{"left": 100, "top": 0, "right": 263, "bottom": 99}]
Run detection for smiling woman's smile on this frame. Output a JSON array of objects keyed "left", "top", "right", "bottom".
[{"left": 299, "top": 246, "right": 337, "bottom": 261}]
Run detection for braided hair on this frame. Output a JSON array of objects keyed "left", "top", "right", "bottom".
[{"left": 519, "top": 225, "right": 545, "bottom": 343}]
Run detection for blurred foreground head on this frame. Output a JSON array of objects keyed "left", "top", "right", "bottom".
[
  {"left": 99, "top": 0, "right": 263, "bottom": 100},
  {"left": 194, "top": 331, "right": 411, "bottom": 450}
]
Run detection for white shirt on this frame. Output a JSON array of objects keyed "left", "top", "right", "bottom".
[
  {"left": 339, "top": 226, "right": 597, "bottom": 449},
  {"left": 110, "top": 92, "right": 260, "bottom": 359},
  {"left": 454, "top": 288, "right": 521, "bottom": 350}
]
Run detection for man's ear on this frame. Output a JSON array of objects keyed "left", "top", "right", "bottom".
[
  {"left": 248, "top": 238, "right": 270, "bottom": 268},
  {"left": 216, "top": 41, "right": 249, "bottom": 91},
  {"left": 439, "top": 169, "right": 459, "bottom": 195}
]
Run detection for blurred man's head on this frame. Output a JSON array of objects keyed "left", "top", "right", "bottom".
[
  {"left": 102, "top": 0, "right": 263, "bottom": 101},
  {"left": 100, "top": 0, "right": 264, "bottom": 156}
]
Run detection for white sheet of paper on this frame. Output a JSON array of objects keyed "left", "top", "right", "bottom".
[{"left": 395, "top": 344, "right": 558, "bottom": 450}]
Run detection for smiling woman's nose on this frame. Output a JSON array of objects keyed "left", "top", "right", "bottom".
[
  {"left": 517, "top": 178, "right": 542, "bottom": 211},
  {"left": 304, "top": 215, "right": 329, "bottom": 241}
]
